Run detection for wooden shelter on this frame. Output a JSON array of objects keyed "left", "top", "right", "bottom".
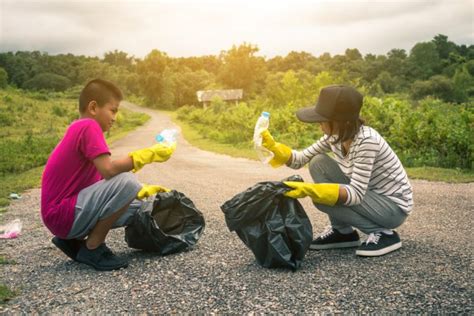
[{"left": 196, "top": 89, "right": 243, "bottom": 108}]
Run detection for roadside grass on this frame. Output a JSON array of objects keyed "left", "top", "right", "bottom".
[
  {"left": 170, "top": 112, "right": 474, "bottom": 183},
  {"left": 0, "top": 255, "right": 15, "bottom": 265},
  {"left": 0, "top": 284, "right": 16, "bottom": 304},
  {"left": 406, "top": 167, "right": 474, "bottom": 183},
  {"left": 0, "top": 167, "right": 43, "bottom": 208}
]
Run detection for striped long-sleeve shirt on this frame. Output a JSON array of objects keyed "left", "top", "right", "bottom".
[{"left": 288, "top": 125, "right": 413, "bottom": 214}]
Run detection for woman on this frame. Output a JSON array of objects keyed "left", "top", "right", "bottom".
[{"left": 261, "top": 85, "right": 413, "bottom": 256}]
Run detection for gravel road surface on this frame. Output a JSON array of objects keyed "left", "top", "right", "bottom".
[{"left": 1, "top": 102, "right": 472, "bottom": 313}]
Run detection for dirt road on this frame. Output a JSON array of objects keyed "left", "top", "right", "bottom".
[{"left": 1, "top": 102, "right": 472, "bottom": 313}]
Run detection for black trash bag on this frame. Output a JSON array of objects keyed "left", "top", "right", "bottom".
[
  {"left": 125, "top": 190, "right": 205, "bottom": 255},
  {"left": 220, "top": 175, "right": 312, "bottom": 270}
]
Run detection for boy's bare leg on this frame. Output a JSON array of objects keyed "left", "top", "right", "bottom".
[{"left": 86, "top": 199, "right": 133, "bottom": 249}]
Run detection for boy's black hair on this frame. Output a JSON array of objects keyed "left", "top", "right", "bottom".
[
  {"left": 79, "top": 79, "right": 123, "bottom": 113},
  {"left": 329, "top": 118, "right": 365, "bottom": 145}
]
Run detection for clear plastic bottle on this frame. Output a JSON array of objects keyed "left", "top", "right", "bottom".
[
  {"left": 253, "top": 111, "right": 274, "bottom": 164},
  {"left": 155, "top": 128, "right": 178, "bottom": 147}
]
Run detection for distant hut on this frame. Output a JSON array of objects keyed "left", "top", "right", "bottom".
[{"left": 196, "top": 89, "right": 243, "bottom": 108}]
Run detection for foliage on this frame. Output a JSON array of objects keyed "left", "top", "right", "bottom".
[
  {"left": 218, "top": 43, "right": 267, "bottom": 98},
  {"left": 0, "top": 67, "right": 8, "bottom": 88},
  {"left": 178, "top": 72, "right": 473, "bottom": 170},
  {"left": 24, "top": 72, "right": 72, "bottom": 91}
]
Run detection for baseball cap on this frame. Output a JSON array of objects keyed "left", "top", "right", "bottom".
[{"left": 296, "top": 85, "right": 363, "bottom": 122}]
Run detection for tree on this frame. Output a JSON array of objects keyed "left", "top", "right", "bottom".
[
  {"left": 452, "top": 65, "right": 473, "bottom": 102},
  {"left": 408, "top": 42, "right": 442, "bottom": 80},
  {"left": 432, "top": 34, "right": 457, "bottom": 60},
  {"left": 23, "top": 72, "right": 72, "bottom": 91},
  {"left": 411, "top": 75, "right": 454, "bottom": 102},
  {"left": 218, "top": 43, "right": 267, "bottom": 97},
  {"left": 137, "top": 50, "right": 174, "bottom": 108},
  {"left": 345, "top": 48, "right": 363, "bottom": 61},
  {"left": 276, "top": 51, "right": 317, "bottom": 72},
  {"left": 103, "top": 50, "right": 134, "bottom": 69},
  {"left": 171, "top": 68, "right": 213, "bottom": 107},
  {"left": 0, "top": 67, "right": 8, "bottom": 88},
  {"left": 376, "top": 71, "right": 398, "bottom": 93}
]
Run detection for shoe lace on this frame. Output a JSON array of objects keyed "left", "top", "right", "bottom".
[
  {"left": 320, "top": 226, "right": 334, "bottom": 239},
  {"left": 365, "top": 232, "right": 381, "bottom": 245}
]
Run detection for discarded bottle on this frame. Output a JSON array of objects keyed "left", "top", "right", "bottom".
[
  {"left": 155, "top": 128, "right": 178, "bottom": 147},
  {"left": 253, "top": 111, "right": 274, "bottom": 164}
]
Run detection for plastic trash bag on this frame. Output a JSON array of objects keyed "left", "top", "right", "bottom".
[
  {"left": 0, "top": 218, "right": 22, "bottom": 239},
  {"left": 125, "top": 190, "right": 205, "bottom": 255},
  {"left": 221, "top": 175, "right": 312, "bottom": 270}
]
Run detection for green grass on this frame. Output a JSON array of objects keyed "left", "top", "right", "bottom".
[
  {"left": 406, "top": 167, "right": 474, "bottom": 183},
  {"left": 0, "top": 284, "right": 16, "bottom": 304},
  {"left": 0, "top": 166, "right": 44, "bottom": 207},
  {"left": 170, "top": 112, "right": 473, "bottom": 183},
  {"left": 0, "top": 255, "right": 15, "bottom": 265},
  {"left": 169, "top": 111, "right": 257, "bottom": 160},
  {"left": 106, "top": 108, "right": 150, "bottom": 144}
]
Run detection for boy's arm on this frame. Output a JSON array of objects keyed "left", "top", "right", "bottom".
[{"left": 93, "top": 154, "right": 133, "bottom": 180}]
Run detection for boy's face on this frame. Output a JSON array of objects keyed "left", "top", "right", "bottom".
[{"left": 89, "top": 99, "right": 120, "bottom": 132}]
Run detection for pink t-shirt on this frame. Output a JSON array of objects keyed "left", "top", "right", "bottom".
[{"left": 41, "top": 118, "right": 110, "bottom": 238}]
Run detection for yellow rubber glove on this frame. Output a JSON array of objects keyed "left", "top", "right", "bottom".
[
  {"left": 128, "top": 143, "right": 176, "bottom": 172},
  {"left": 137, "top": 184, "right": 171, "bottom": 200},
  {"left": 283, "top": 181, "right": 340, "bottom": 206},
  {"left": 261, "top": 130, "right": 292, "bottom": 168}
]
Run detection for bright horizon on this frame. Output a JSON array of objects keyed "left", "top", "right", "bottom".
[{"left": 1, "top": 0, "right": 473, "bottom": 59}]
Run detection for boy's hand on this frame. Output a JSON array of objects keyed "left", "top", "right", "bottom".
[
  {"left": 128, "top": 143, "right": 176, "bottom": 172},
  {"left": 137, "top": 184, "right": 171, "bottom": 200},
  {"left": 283, "top": 181, "right": 340, "bottom": 206},
  {"left": 261, "top": 130, "right": 292, "bottom": 168}
]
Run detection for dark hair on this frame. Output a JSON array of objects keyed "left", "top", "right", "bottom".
[
  {"left": 328, "top": 118, "right": 365, "bottom": 144},
  {"left": 79, "top": 79, "right": 123, "bottom": 113}
]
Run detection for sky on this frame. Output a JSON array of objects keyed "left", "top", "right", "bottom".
[{"left": 0, "top": 0, "right": 473, "bottom": 59}]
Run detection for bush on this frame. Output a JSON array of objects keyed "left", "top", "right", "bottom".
[
  {"left": 0, "top": 67, "right": 8, "bottom": 88},
  {"left": 411, "top": 75, "right": 455, "bottom": 102},
  {"left": 0, "top": 133, "right": 59, "bottom": 176},
  {"left": 24, "top": 73, "right": 72, "bottom": 92}
]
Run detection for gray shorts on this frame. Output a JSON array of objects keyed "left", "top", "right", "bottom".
[{"left": 67, "top": 172, "right": 143, "bottom": 239}]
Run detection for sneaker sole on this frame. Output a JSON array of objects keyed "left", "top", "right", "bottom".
[
  {"left": 76, "top": 256, "right": 129, "bottom": 271},
  {"left": 310, "top": 240, "right": 361, "bottom": 250},
  {"left": 356, "top": 241, "right": 402, "bottom": 257}
]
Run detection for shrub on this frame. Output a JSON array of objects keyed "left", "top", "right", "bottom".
[{"left": 23, "top": 73, "right": 72, "bottom": 92}]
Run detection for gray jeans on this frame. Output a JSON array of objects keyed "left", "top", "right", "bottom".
[
  {"left": 309, "top": 154, "right": 407, "bottom": 234},
  {"left": 67, "top": 172, "right": 142, "bottom": 239}
]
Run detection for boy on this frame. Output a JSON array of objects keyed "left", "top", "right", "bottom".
[
  {"left": 41, "top": 79, "right": 173, "bottom": 271},
  {"left": 261, "top": 85, "right": 413, "bottom": 257}
]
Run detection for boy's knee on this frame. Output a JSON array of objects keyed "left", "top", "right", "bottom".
[{"left": 113, "top": 172, "right": 141, "bottom": 192}]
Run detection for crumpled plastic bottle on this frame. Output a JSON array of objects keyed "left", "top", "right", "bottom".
[
  {"left": 253, "top": 112, "right": 274, "bottom": 164},
  {"left": 155, "top": 128, "right": 178, "bottom": 147}
]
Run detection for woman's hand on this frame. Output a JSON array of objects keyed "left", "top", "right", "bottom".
[{"left": 261, "top": 130, "right": 292, "bottom": 168}]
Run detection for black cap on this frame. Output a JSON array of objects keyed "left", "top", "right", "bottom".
[{"left": 296, "top": 85, "right": 363, "bottom": 122}]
